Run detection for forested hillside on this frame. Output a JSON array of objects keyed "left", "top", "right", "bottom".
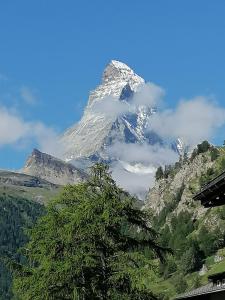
[
  {"left": 2, "top": 142, "right": 225, "bottom": 299},
  {"left": 0, "top": 172, "right": 58, "bottom": 299},
  {"left": 146, "top": 141, "right": 225, "bottom": 299},
  {"left": 0, "top": 192, "right": 45, "bottom": 299}
]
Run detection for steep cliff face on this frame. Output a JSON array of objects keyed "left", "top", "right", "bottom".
[
  {"left": 144, "top": 146, "right": 225, "bottom": 300},
  {"left": 145, "top": 154, "right": 212, "bottom": 216},
  {"left": 56, "top": 60, "right": 182, "bottom": 196},
  {"left": 23, "top": 149, "right": 87, "bottom": 185},
  {"left": 23, "top": 60, "right": 181, "bottom": 195},
  {"left": 145, "top": 145, "right": 225, "bottom": 229},
  {"left": 60, "top": 60, "right": 155, "bottom": 161}
]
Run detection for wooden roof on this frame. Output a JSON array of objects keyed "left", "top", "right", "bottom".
[
  {"left": 208, "top": 271, "right": 225, "bottom": 281},
  {"left": 193, "top": 171, "right": 225, "bottom": 207},
  {"left": 176, "top": 271, "right": 225, "bottom": 299},
  {"left": 176, "top": 283, "right": 225, "bottom": 299}
]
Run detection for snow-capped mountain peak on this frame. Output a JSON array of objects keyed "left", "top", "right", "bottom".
[
  {"left": 24, "top": 60, "right": 181, "bottom": 198},
  {"left": 88, "top": 60, "right": 144, "bottom": 108},
  {"left": 102, "top": 60, "right": 143, "bottom": 83},
  {"left": 61, "top": 60, "right": 148, "bottom": 160}
]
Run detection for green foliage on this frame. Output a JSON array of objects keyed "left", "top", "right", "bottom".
[
  {"left": 199, "top": 167, "right": 215, "bottom": 187},
  {"left": 198, "top": 226, "right": 223, "bottom": 257},
  {"left": 180, "top": 241, "right": 204, "bottom": 274},
  {"left": 190, "top": 274, "right": 201, "bottom": 289},
  {"left": 155, "top": 166, "right": 164, "bottom": 180},
  {"left": 190, "top": 140, "right": 211, "bottom": 161},
  {"left": 155, "top": 161, "right": 183, "bottom": 182},
  {"left": 153, "top": 185, "right": 185, "bottom": 232},
  {"left": 210, "top": 147, "right": 220, "bottom": 161},
  {"left": 159, "top": 256, "right": 177, "bottom": 279},
  {"left": 197, "top": 141, "right": 211, "bottom": 154},
  {"left": 169, "top": 211, "right": 194, "bottom": 258},
  {"left": 13, "top": 164, "right": 166, "bottom": 300},
  {"left": 218, "top": 206, "right": 225, "bottom": 220},
  {"left": 172, "top": 274, "right": 188, "bottom": 294},
  {"left": 219, "top": 158, "right": 225, "bottom": 172},
  {"left": 0, "top": 193, "right": 44, "bottom": 300}
]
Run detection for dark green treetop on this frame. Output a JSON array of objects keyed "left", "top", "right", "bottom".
[{"left": 12, "top": 163, "right": 166, "bottom": 300}]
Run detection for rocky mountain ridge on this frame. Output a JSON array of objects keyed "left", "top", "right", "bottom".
[
  {"left": 145, "top": 143, "right": 225, "bottom": 230},
  {"left": 23, "top": 60, "right": 182, "bottom": 195},
  {"left": 60, "top": 60, "right": 151, "bottom": 161},
  {"left": 145, "top": 153, "right": 211, "bottom": 217},
  {"left": 23, "top": 148, "right": 87, "bottom": 185},
  {"left": 143, "top": 143, "right": 225, "bottom": 299}
]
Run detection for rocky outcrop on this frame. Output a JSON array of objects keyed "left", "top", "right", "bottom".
[
  {"left": 145, "top": 151, "right": 214, "bottom": 219},
  {"left": 23, "top": 149, "right": 87, "bottom": 185},
  {"left": 60, "top": 60, "right": 147, "bottom": 161},
  {"left": 23, "top": 60, "right": 183, "bottom": 196}
]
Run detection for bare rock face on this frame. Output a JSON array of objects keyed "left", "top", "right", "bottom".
[
  {"left": 23, "top": 60, "right": 182, "bottom": 196},
  {"left": 60, "top": 60, "right": 147, "bottom": 161},
  {"left": 23, "top": 149, "right": 87, "bottom": 185},
  {"left": 58, "top": 60, "right": 182, "bottom": 197},
  {"left": 144, "top": 151, "right": 216, "bottom": 224}
]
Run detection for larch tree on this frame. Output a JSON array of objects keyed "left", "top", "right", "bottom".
[{"left": 12, "top": 164, "right": 167, "bottom": 300}]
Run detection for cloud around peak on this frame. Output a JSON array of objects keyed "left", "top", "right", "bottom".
[{"left": 149, "top": 96, "right": 225, "bottom": 146}]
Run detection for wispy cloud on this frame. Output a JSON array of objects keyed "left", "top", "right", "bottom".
[
  {"left": 88, "top": 84, "right": 225, "bottom": 197},
  {"left": 91, "top": 82, "right": 164, "bottom": 118},
  {"left": 149, "top": 96, "right": 225, "bottom": 146},
  {"left": 0, "top": 105, "right": 61, "bottom": 155},
  {"left": 107, "top": 141, "right": 178, "bottom": 197}
]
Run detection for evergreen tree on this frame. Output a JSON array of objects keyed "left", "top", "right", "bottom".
[
  {"left": 12, "top": 164, "right": 166, "bottom": 300},
  {"left": 210, "top": 147, "right": 219, "bottom": 161},
  {"left": 197, "top": 141, "right": 211, "bottom": 154},
  {"left": 181, "top": 242, "right": 204, "bottom": 274},
  {"left": 155, "top": 166, "right": 164, "bottom": 180},
  {"left": 0, "top": 192, "right": 44, "bottom": 300},
  {"left": 173, "top": 275, "right": 188, "bottom": 294}
]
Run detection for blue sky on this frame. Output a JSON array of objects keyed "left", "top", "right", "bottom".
[{"left": 1, "top": 0, "right": 225, "bottom": 169}]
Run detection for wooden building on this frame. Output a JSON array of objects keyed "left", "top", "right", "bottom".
[
  {"left": 176, "top": 272, "right": 225, "bottom": 299},
  {"left": 193, "top": 171, "right": 225, "bottom": 207}
]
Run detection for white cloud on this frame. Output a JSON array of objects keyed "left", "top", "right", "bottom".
[
  {"left": 108, "top": 142, "right": 177, "bottom": 166},
  {"left": 107, "top": 141, "right": 178, "bottom": 198},
  {"left": 149, "top": 96, "right": 225, "bottom": 146},
  {"left": 111, "top": 163, "right": 156, "bottom": 199},
  {"left": 91, "top": 95, "right": 131, "bottom": 118},
  {"left": 0, "top": 105, "right": 60, "bottom": 155},
  {"left": 0, "top": 107, "right": 30, "bottom": 145},
  {"left": 20, "top": 86, "right": 37, "bottom": 105},
  {"left": 132, "top": 82, "right": 164, "bottom": 107},
  {"left": 91, "top": 82, "right": 165, "bottom": 118}
]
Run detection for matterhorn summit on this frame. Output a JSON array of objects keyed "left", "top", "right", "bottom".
[
  {"left": 24, "top": 60, "right": 180, "bottom": 197},
  {"left": 60, "top": 60, "right": 158, "bottom": 162}
]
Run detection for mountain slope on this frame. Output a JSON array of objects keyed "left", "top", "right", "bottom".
[
  {"left": 60, "top": 60, "right": 146, "bottom": 161},
  {"left": 0, "top": 169, "right": 60, "bottom": 299},
  {"left": 23, "top": 149, "right": 87, "bottom": 185},
  {"left": 23, "top": 60, "right": 180, "bottom": 195},
  {"left": 57, "top": 60, "right": 180, "bottom": 196},
  {"left": 0, "top": 169, "right": 59, "bottom": 205},
  {"left": 144, "top": 142, "right": 225, "bottom": 298}
]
